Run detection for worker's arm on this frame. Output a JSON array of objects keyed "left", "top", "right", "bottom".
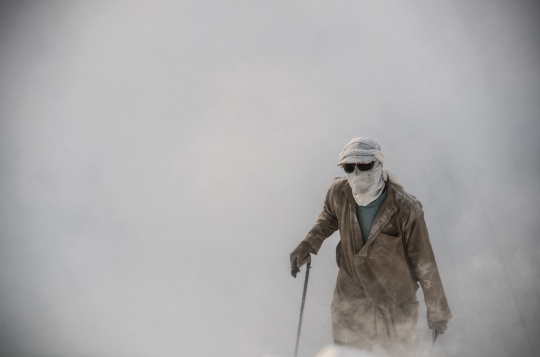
[
  {"left": 406, "top": 211, "right": 452, "bottom": 326},
  {"left": 302, "top": 179, "right": 340, "bottom": 254}
]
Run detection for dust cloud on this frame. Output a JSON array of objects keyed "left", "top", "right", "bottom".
[{"left": 0, "top": 1, "right": 539, "bottom": 356}]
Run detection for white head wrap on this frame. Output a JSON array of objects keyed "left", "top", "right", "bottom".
[{"left": 338, "top": 137, "right": 404, "bottom": 206}]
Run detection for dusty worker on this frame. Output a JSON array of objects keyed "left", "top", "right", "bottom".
[{"left": 290, "top": 137, "right": 452, "bottom": 356}]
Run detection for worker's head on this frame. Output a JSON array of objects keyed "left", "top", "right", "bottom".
[
  {"left": 337, "top": 137, "right": 384, "bottom": 168},
  {"left": 338, "top": 137, "right": 386, "bottom": 206}
]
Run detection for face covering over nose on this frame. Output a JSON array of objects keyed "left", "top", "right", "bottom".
[
  {"left": 338, "top": 137, "right": 404, "bottom": 206},
  {"left": 346, "top": 161, "right": 386, "bottom": 206}
]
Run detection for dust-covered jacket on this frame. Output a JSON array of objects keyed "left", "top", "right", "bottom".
[{"left": 303, "top": 177, "right": 452, "bottom": 344}]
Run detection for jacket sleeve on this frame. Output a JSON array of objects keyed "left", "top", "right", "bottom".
[
  {"left": 406, "top": 210, "right": 453, "bottom": 322},
  {"left": 302, "top": 180, "right": 340, "bottom": 254}
]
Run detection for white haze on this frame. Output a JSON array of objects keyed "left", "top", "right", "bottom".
[{"left": 0, "top": 1, "right": 539, "bottom": 356}]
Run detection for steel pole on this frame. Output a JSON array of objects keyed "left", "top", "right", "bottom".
[{"left": 294, "top": 261, "right": 311, "bottom": 357}]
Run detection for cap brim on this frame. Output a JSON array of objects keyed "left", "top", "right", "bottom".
[{"left": 337, "top": 155, "right": 376, "bottom": 166}]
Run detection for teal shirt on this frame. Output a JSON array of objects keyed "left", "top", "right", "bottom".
[{"left": 356, "top": 187, "right": 388, "bottom": 242}]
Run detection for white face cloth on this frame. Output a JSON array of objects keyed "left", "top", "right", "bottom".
[
  {"left": 338, "top": 137, "right": 404, "bottom": 206},
  {"left": 346, "top": 161, "right": 386, "bottom": 206}
]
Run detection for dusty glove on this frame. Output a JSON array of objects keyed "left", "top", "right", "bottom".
[
  {"left": 290, "top": 241, "right": 313, "bottom": 278},
  {"left": 428, "top": 320, "right": 448, "bottom": 334}
]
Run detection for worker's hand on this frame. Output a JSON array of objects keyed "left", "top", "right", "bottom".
[
  {"left": 290, "top": 241, "right": 313, "bottom": 278},
  {"left": 428, "top": 320, "right": 448, "bottom": 334}
]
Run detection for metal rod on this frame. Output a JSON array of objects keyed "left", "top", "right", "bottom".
[{"left": 294, "top": 261, "right": 311, "bottom": 357}]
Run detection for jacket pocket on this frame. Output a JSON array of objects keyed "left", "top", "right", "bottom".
[{"left": 373, "top": 232, "right": 403, "bottom": 257}]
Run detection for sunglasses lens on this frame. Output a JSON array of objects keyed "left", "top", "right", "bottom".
[
  {"left": 343, "top": 164, "right": 355, "bottom": 173},
  {"left": 357, "top": 162, "right": 375, "bottom": 171}
]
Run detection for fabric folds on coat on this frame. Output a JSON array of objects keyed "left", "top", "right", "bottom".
[{"left": 303, "top": 177, "right": 452, "bottom": 344}]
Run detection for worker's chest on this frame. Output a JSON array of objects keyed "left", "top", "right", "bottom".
[{"left": 335, "top": 198, "right": 405, "bottom": 256}]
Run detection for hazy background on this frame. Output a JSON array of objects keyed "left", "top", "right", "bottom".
[{"left": 0, "top": 1, "right": 539, "bottom": 356}]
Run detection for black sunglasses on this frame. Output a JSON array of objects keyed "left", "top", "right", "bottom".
[{"left": 342, "top": 161, "right": 376, "bottom": 173}]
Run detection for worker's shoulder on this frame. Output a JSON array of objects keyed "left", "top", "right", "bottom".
[
  {"left": 332, "top": 176, "right": 348, "bottom": 184},
  {"left": 391, "top": 183, "right": 424, "bottom": 215},
  {"left": 329, "top": 176, "right": 348, "bottom": 189},
  {"left": 324, "top": 176, "right": 348, "bottom": 196}
]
